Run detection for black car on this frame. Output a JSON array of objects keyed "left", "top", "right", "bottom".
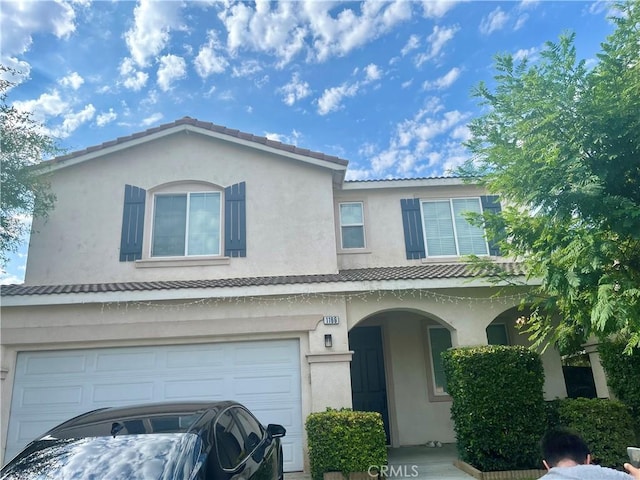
[{"left": 0, "top": 401, "right": 286, "bottom": 480}]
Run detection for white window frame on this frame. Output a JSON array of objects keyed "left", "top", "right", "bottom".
[
  {"left": 427, "top": 325, "right": 452, "bottom": 397},
  {"left": 420, "top": 197, "right": 489, "bottom": 258},
  {"left": 150, "top": 189, "right": 222, "bottom": 258},
  {"left": 339, "top": 201, "right": 366, "bottom": 249}
]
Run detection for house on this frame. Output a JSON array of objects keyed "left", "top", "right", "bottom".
[{"left": 0, "top": 117, "right": 610, "bottom": 469}]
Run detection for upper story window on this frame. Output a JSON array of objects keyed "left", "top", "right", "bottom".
[
  {"left": 152, "top": 192, "right": 221, "bottom": 257},
  {"left": 401, "top": 195, "right": 501, "bottom": 260},
  {"left": 119, "top": 182, "right": 246, "bottom": 262},
  {"left": 339, "top": 202, "right": 365, "bottom": 249},
  {"left": 422, "top": 198, "right": 488, "bottom": 257}
]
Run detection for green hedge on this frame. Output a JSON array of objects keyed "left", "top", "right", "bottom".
[
  {"left": 442, "top": 345, "right": 546, "bottom": 471},
  {"left": 306, "top": 408, "right": 387, "bottom": 480},
  {"left": 545, "top": 397, "right": 636, "bottom": 468},
  {"left": 598, "top": 339, "right": 640, "bottom": 442}
]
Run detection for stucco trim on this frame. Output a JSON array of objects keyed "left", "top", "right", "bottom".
[
  {"left": 306, "top": 351, "right": 354, "bottom": 363},
  {"left": 135, "top": 257, "right": 231, "bottom": 268}
]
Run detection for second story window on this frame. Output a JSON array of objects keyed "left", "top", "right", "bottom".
[
  {"left": 152, "top": 192, "right": 221, "bottom": 257},
  {"left": 421, "top": 198, "right": 488, "bottom": 257},
  {"left": 339, "top": 202, "right": 365, "bottom": 249}
]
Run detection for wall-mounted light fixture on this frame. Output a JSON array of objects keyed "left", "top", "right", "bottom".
[{"left": 324, "top": 334, "right": 333, "bottom": 348}]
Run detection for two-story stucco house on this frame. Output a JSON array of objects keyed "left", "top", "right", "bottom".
[{"left": 0, "top": 118, "right": 609, "bottom": 470}]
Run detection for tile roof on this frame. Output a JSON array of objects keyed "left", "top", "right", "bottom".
[
  {"left": 0, "top": 263, "right": 525, "bottom": 297},
  {"left": 47, "top": 117, "right": 349, "bottom": 168}
]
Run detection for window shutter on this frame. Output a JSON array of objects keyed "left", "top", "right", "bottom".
[
  {"left": 120, "top": 184, "right": 146, "bottom": 261},
  {"left": 225, "top": 182, "right": 246, "bottom": 257},
  {"left": 400, "top": 198, "right": 426, "bottom": 259},
  {"left": 480, "top": 195, "right": 503, "bottom": 256}
]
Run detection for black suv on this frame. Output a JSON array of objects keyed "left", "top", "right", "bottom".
[{"left": 1, "top": 401, "right": 286, "bottom": 480}]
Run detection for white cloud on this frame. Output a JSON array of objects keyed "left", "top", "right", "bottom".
[
  {"left": 513, "top": 47, "right": 537, "bottom": 62},
  {"left": 364, "top": 64, "right": 382, "bottom": 82},
  {"left": 59, "top": 71, "right": 84, "bottom": 90},
  {"left": 279, "top": 73, "right": 311, "bottom": 106},
  {"left": 317, "top": 82, "right": 359, "bottom": 115},
  {"left": 422, "top": 67, "right": 461, "bottom": 90},
  {"left": 0, "top": 0, "right": 76, "bottom": 57},
  {"left": 51, "top": 104, "right": 96, "bottom": 138},
  {"left": 157, "top": 54, "right": 186, "bottom": 91},
  {"left": 232, "top": 60, "right": 262, "bottom": 78},
  {"left": 119, "top": 57, "right": 149, "bottom": 91},
  {"left": 367, "top": 99, "right": 471, "bottom": 177},
  {"left": 194, "top": 30, "right": 229, "bottom": 78},
  {"left": 415, "top": 24, "right": 459, "bottom": 66},
  {"left": 479, "top": 7, "right": 509, "bottom": 35},
  {"left": 124, "top": 0, "right": 185, "bottom": 67},
  {"left": 13, "top": 91, "right": 69, "bottom": 123},
  {"left": 401, "top": 79, "right": 413, "bottom": 89},
  {"left": 514, "top": 13, "right": 529, "bottom": 30},
  {"left": 401, "top": 34, "right": 420, "bottom": 56},
  {"left": 420, "top": 0, "right": 459, "bottom": 18},
  {"left": 141, "top": 113, "right": 163, "bottom": 126},
  {"left": 96, "top": 109, "right": 117, "bottom": 127}
]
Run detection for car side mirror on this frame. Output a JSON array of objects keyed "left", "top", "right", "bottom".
[{"left": 266, "top": 424, "right": 286, "bottom": 438}]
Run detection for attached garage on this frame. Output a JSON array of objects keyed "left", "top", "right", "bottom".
[{"left": 4, "top": 339, "right": 303, "bottom": 471}]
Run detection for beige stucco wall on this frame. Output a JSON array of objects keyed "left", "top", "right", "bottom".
[{"left": 26, "top": 131, "right": 340, "bottom": 285}]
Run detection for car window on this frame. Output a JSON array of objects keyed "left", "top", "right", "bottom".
[
  {"left": 215, "top": 410, "right": 247, "bottom": 470},
  {"left": 233, "top": 407, "right": 264, "bottom": 453}
]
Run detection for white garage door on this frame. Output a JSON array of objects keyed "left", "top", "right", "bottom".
[{"left": 5, "top": 340, "right": 303, "bottom": 471}]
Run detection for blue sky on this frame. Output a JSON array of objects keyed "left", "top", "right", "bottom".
[{"left": 0, "top": 0, "right": 617, "bottom": 284}]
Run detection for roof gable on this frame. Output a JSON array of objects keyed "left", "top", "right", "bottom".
[{"left": 43, "top": 117, "right": 349, "bottom": 175}]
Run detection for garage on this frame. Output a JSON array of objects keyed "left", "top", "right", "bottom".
[{"left": 4, "top": 339, "right": 303, "bottom": 471}]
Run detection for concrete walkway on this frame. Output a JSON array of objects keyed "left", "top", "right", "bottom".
[
  {"left": 387, "top": 444, "right": 474, "bottom": 479},
  {"left": 284, "top": 445, "right": 474, "bottom": 480}
]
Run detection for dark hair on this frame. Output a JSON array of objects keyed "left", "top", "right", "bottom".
[{"left": 541, "top": 428, "right": 590, "bottom": 467}]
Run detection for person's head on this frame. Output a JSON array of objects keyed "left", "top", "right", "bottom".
[{"left": 541, "top": 428, "right": 591, "bottom": 470}]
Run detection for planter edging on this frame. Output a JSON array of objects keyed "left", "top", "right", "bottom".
[{"left": 453, "top": 459, "right": 546, "bottom": 480}]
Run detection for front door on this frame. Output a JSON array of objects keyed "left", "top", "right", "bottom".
[{"left": 349, "top": 326, "right": 390, "bottom": 443}]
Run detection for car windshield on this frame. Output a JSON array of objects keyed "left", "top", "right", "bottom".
[{"left": 1, "top": 433, "right": 202, "bottom": 480}]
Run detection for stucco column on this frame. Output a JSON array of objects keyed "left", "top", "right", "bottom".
[
  {"left": 306, "top": 352, "right": 354, "bottom": 411},
  {"left": 583, "top": 338, "right": 611, "bottom": 399}
]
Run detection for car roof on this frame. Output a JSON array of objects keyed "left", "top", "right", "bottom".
[{"left": 42, "top": 400, "right": 240, "bottom": 439}]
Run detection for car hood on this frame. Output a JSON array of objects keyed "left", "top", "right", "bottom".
[{"left": 1, "top": 433, "right": 203, "bottom": 480}]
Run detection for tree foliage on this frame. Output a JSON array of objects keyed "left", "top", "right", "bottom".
[
  {"left": 459, "top": 1, "right": 640, "bottom": 353},
  {"left": 0, "top": 66, "right": 58, "bottom": 267}
]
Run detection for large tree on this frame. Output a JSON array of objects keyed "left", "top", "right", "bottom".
[
  {"left": 460, "top": 1, "right": 640, "bottom": 352},
  {"left": 0, "top": 66, "right": 58, "bottom": 267}
]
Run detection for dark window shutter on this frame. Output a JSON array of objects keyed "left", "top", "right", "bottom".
[
  {"left": 480, "top": 195, "right": 503, "bottom": 256},
  {"left": 400, "top": 198, "right": 426, "bottom": 259},
  {"left": 225, "top": 182, "right": 246, "bottom": 257},
  {"left": 120, "top": 185, "right": 146, "bottom": 261}
]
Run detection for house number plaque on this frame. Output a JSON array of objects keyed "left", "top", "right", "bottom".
[{"left": 323, "top": 315, "right": 340, "bottom": 325}]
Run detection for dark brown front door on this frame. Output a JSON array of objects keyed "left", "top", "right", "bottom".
[{"left": 349, "top": 326, "right": 390, "bottom": 443}]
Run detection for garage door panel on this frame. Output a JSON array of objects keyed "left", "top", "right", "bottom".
[
  {"left": 92, "top": 381, "right": 156, "bottom": 403},
  {"left": 22, "top": 386, "right": 83, "bottom": 406},
  {"left": 6, "top": 340, "right": 303, "bottom": 472},
  {"left": 96, "top": 351, "right": 158, "bottom": 372},
  {"left": 25, "top": 354, "right": 87, "bottom": 375},
  {"left": 166, "top": 347, "right": 225, "bottom": 368},
  {"left": 163, "top": 378, "right": 226, "bottom": 399}
]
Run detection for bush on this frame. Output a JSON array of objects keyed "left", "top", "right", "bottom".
[
  {"left": 598, "top": 339, "right": 640, "bottom": 442},
  {"left": 442, "top": 345, "right": 546, "bottom": 471},
  {"left": 545, "top": 397, "right": 636, "bottom": 468},
  {"left": 305, "top": 408, "right": 387, "bottom": 480}
]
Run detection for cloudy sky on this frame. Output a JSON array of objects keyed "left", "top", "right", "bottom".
[{"left": 0, "top": 0, "right": 616, "bottom": 283}]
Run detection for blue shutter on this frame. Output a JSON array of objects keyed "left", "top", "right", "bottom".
[
  {"left": 225, "top": 182, "right": 246, "bottom": 257},
  {"left": 400, "top": 198, "right": 426, "bottom": 259},
  {"left": 120, "top": 185, "right": 146, "bottom": 261},
  {"left": 480, "top": 195, "right": 503, "bottom": 256}
]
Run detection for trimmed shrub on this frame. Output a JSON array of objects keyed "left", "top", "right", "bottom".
[
  {"left": 598, "top": 339, "right": 640, "bottom": 442},
  {"left": 442, "top": 345, "right": 546, "bottom": 471},
  {"left": 545, "top": 397, "right": 636, "bottom": 468},
  {"left": 306, "top": 408, "right": 387, "bottom": 480}
]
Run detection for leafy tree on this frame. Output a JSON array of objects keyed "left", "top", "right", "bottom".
[
  {"left": 1, "top": 66, "right": 58, "bottom": 267},
  {"left": 459, "top": 1, "right": 640, "bottom": 353}
]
